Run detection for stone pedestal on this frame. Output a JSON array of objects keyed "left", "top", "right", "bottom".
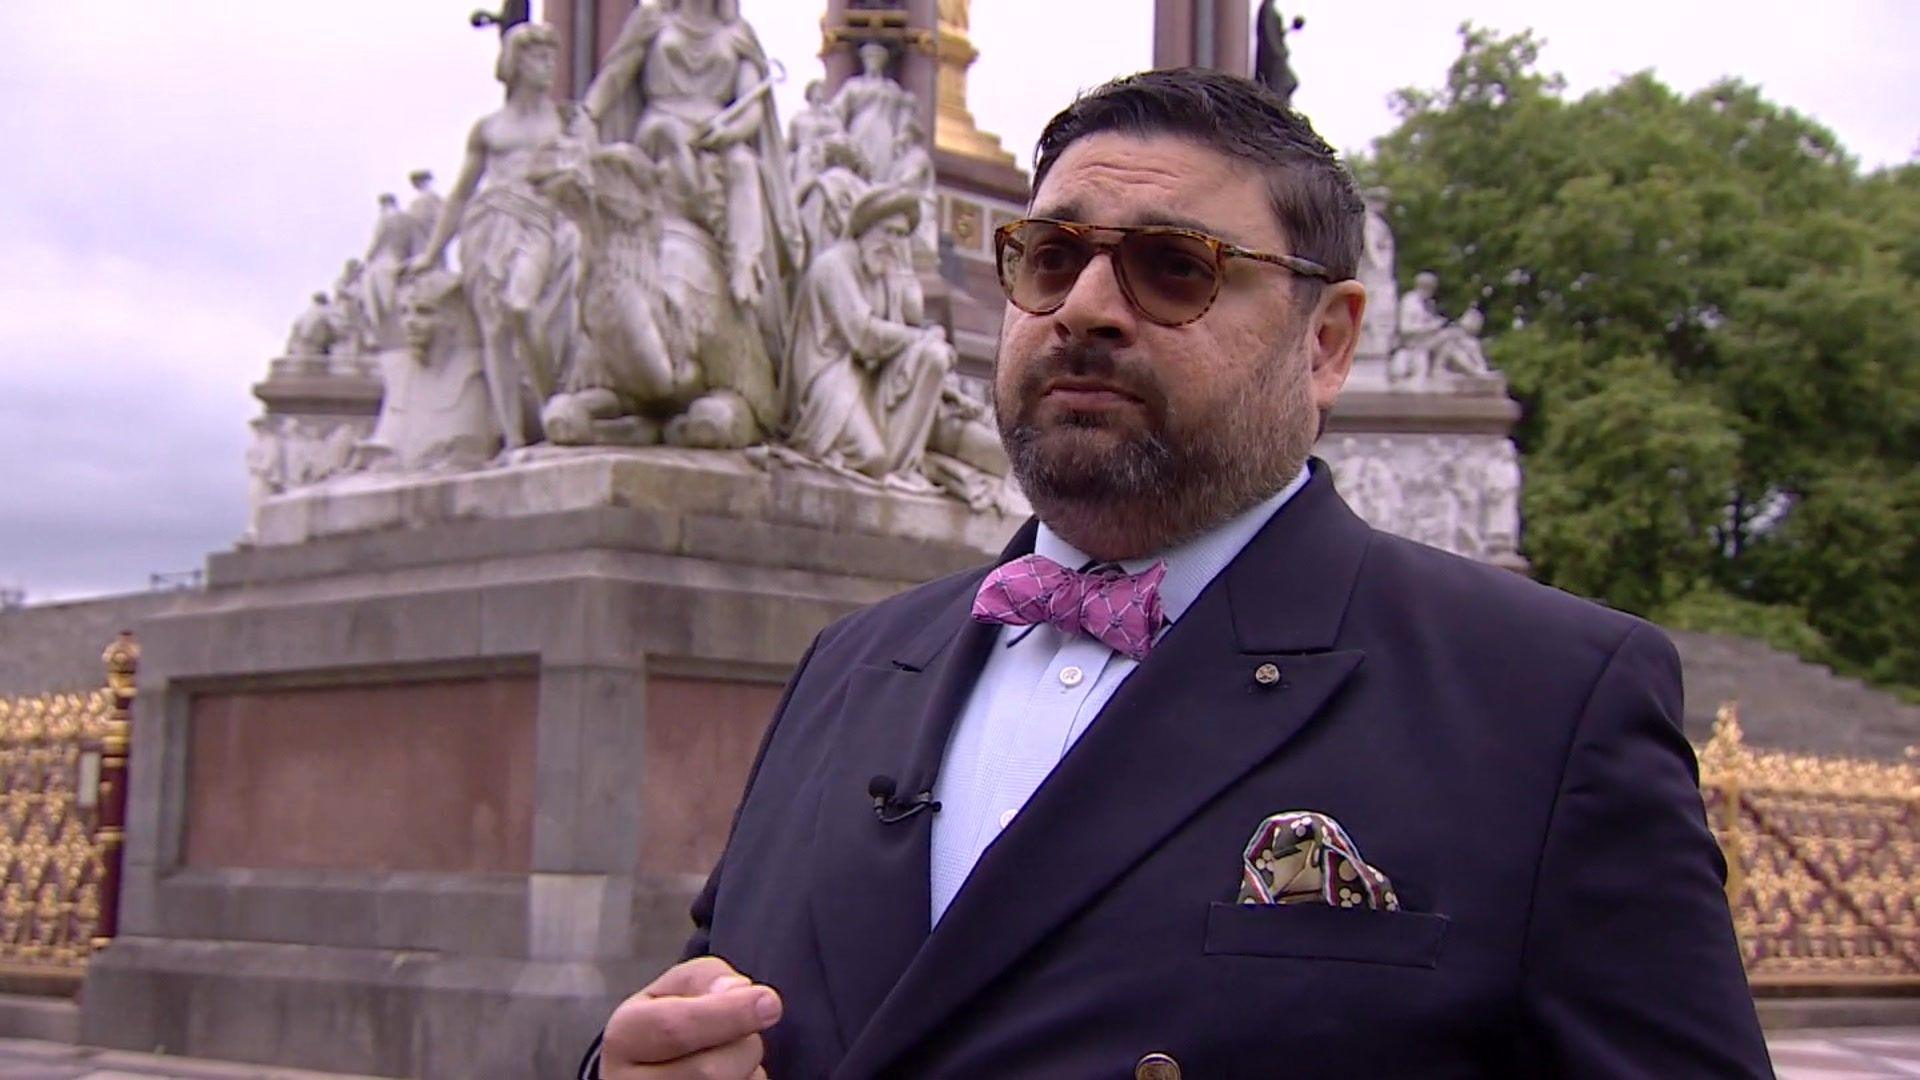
[
  {"left": 79, "top": 449, "right": 1019, "bottom": 1080},
  {"left": 246, "top": 358, "right": 384, "bottom": 538},
  {"left": 1323, "top": 383, "right": 1527, "bottom": 571}
]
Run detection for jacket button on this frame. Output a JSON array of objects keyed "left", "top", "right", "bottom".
[
  {"left": 1135, "top": 1052, "right": 1181, "bottom": 1080},
  {"left": 1253, "top": 662, "right": 1281, "bottom": 685}
]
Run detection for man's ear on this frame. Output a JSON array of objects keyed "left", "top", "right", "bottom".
[{"left": 1306, "top": 279, "right": 1365, "bottom": 414}]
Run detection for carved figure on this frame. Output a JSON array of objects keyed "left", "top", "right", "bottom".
[
  {"left": 285, "top": 292, "right": 337, "bottom": 357},
  {"left": 831, "top": 42, "right": 915, "bottom": 182},
  {"left": 361, "top": 193, "right": 422, "bottom": 351},
  {"left": 328, "top": 258, "right": 368, "bottom": 360},
  {"left": 273, "top": 417, "right": 361, "bottom": 488},
  {"left": 412, "top": 22, "right": 588, "bottom": 448},
  {"left": 887, "top": 118, "right": 939, "bottom": 267},
  {"left": 784, "top": 187, "right": 953, "bottom": 482},
  {"left": 797, "top": 136, "right": 871, "bottom": 267},
  {"left": 1389, "top": 272, "right": 1497, "bottom": 387},
  {"left": 539, "top": 142, "right": 779, "bottom": 449},
  {"left": 925, "top": 380, "right": 1018, "bottom": 512},
  {"left": 244, "top": 416, "right": 288, "bottom": 538},
  {"left": 405, "top": 169, "right": 444, "bottom": 253},
  {"left": 787, "top": 79, "right": 841, "bottom": 193},
  {"left": 1355, "top": 187, "right": 1397, "bottom": 359},
  {"left": 357, "top": 269, "right": 499, "bottom": 472},
  {"left": 583, "top": 0, "right": 802, "bottom": 361},
  {"left": 1480, "top": 446, "right": 1522, "bottom": 555},
  {"left": 1431, "top": 307, "right": 1494, "bottom": 378},
  {"left": 1253, "top": 5, "right": 1306, "bottom": 107},
  {"left": 1322, "top": 433, "right": 1523, "bottom": 562}
]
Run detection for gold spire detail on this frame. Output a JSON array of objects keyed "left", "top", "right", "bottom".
[{"left": 934, "top": 0, "right": 1018, "bottom": 168}]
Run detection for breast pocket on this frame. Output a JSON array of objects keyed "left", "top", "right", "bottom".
[{"left": 1203, "top": 901, "right": 1449, "bottom": 968}]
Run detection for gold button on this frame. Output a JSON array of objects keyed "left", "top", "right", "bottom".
[
  {"left": 1254, "top": 662, "right": 1281, "bottom": 685},
  {"left": 1136, "top": 1052, "right": 1181, "bottom": 1080}
]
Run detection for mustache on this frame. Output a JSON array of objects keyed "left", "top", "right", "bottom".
[{"left": 1007, "top": 341, "right": 1168, "bottom": 415}]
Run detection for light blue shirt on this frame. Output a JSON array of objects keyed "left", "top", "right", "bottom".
[{"left": 929, "top": 465, "right": 1312, "bottom": 924}]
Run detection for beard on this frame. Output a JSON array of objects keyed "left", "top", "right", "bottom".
[{"left": 994, "top": 337, "right": 1318, "bottom": 559}]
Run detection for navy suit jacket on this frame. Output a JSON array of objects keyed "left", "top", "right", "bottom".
[{"left": 590, "top": 463, "right": 1771, "bottom": 1078}]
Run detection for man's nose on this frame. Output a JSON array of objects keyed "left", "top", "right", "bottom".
[{"left": 1051, "top": 251, "right": 1139, "bottom": 347}]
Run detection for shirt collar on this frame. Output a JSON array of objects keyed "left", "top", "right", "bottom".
[{"left": 1032, "top": 462, "right": 1312, "bottom": 626}]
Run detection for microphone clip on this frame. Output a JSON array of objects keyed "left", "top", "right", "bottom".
[{"left": 869, "top": 775, "right": 941, "bottom": 824}]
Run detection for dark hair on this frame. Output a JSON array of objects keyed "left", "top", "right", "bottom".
[{"left": 1031, "top": 68, "right": 1364, "bottom": 283}]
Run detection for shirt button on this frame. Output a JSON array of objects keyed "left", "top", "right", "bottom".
[
  {"left": 1059, "top": 665, "right": 1084, "bottom": 687},
  {"left": 998, "top": 808, "right": 1017, "bottom": 829}
]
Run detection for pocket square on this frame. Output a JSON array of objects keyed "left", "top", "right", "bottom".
[{"left": 1238, "top": 811, "right": 1401, "bottom": 911}]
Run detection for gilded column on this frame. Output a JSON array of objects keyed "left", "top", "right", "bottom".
[{"left": 932, "top": 0, "right": 1017, "bottom": 169}]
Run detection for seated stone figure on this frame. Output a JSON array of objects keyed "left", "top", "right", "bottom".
[
  {"left": 285, "top": 292, "right": 337, "bottom": 358},
  {"left": 1431, "top": 307, "right": 1494, "bottom": 379},
  {"left": 783, "top": 186, "right": 953, "bottom": 485},
  {"left": 1389, "top": 271, "right": 1498, "bottom": 388}
]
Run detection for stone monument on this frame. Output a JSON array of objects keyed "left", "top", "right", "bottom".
[
  {"left": 1321, "top": 190, "right": 1526, "bottom": 570},
  {"left": 81, "top": 12, "right": 1026, "bottom": 1080}
]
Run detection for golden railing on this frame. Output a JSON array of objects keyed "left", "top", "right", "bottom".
[
  {"left": 0, "top": 633, "right": 137, "bottom": 989},
  {"left": 1699, "top": 702, "right": 1920, "bottom": 990}
]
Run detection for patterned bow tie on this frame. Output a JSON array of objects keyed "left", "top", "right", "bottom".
[{"left": 971, "top": 554, "right": 1169, "bottom": 661}]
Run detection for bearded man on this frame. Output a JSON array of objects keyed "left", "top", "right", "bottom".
[{"left": 581, "top": 68, "right": 1771, "bottom": 1080}]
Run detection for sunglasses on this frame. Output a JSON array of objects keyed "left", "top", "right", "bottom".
[{"left": 993, "top": 217, "right": 1336, "bottom": 327}]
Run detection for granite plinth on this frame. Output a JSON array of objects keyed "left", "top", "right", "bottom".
[
  {"left": 250, "top": 445, "right": 1018, "bottom": 557},
  {"left": 81, "top": 452, "right": 1018, "bottom": 1079},
  {"left": 1326, "top": 385, "right": 1521, "bottom": 436}
]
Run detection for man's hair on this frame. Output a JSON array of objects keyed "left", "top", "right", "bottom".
[{"left": 1031, "top": 68, "right": 1364, "bottom": 283}]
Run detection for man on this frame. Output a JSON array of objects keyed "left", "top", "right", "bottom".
[{"left": 584, "top": 68, "right": 1770, "bottom": 1078}]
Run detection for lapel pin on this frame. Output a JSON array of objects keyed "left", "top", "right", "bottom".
[{"left": 1253, "top": 662, "right": 1283, "bottom": 687}]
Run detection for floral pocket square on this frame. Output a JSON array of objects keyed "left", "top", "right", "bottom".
[{"left": 1238, "top": 810, "right": 1401, "bottom": 911}]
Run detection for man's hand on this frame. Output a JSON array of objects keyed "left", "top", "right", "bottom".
[{"left": 601, "top": 956, "right": 783, "bottom": 1079}]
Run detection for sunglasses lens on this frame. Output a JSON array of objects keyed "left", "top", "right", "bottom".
[
  {"left": 1118, "top": 232, "right": 1221, "bottom": 323},
  {"left": 999, "top": 222, "right": 1091, "bottom": 313}
]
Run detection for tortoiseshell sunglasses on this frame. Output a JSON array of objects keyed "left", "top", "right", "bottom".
[{"left": 993, "top": 217, "right": 1336, "bottom": 327}]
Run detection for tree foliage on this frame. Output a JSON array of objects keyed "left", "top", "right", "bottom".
[{"left": 1355, "top": 25, "right": 1920, "bottom": 694}]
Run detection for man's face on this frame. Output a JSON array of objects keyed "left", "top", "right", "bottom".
[{"left": 993, "top": 132, "right": 1360, "bottom": 542}]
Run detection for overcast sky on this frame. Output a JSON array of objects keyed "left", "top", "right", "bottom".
[{"left": 3, "top": 2, "right": 1914, "bottom": 603}]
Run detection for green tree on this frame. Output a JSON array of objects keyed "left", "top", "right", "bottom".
[{"left": 1356, "top": 25, "right": 1920, "bottom": 694}]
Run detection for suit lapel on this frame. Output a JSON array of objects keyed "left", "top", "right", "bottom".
[
  {"left": 807, "top": 521, "right": 1039, "bottom": 1048},
  {"left": 834, "top": 464, "right": 1374, "bottom": 1078}
]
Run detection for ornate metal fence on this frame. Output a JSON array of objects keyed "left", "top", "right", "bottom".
[
  {"left": 1699, "top": 703, "right": 1920, "bottom": 989},
  {"left": 0, "top": 634, "right": 136, "bottom": 988}
]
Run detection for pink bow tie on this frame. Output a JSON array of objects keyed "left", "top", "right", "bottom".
[{"left": 972, "top": 554, "right": 1169, "bottom": 661}]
